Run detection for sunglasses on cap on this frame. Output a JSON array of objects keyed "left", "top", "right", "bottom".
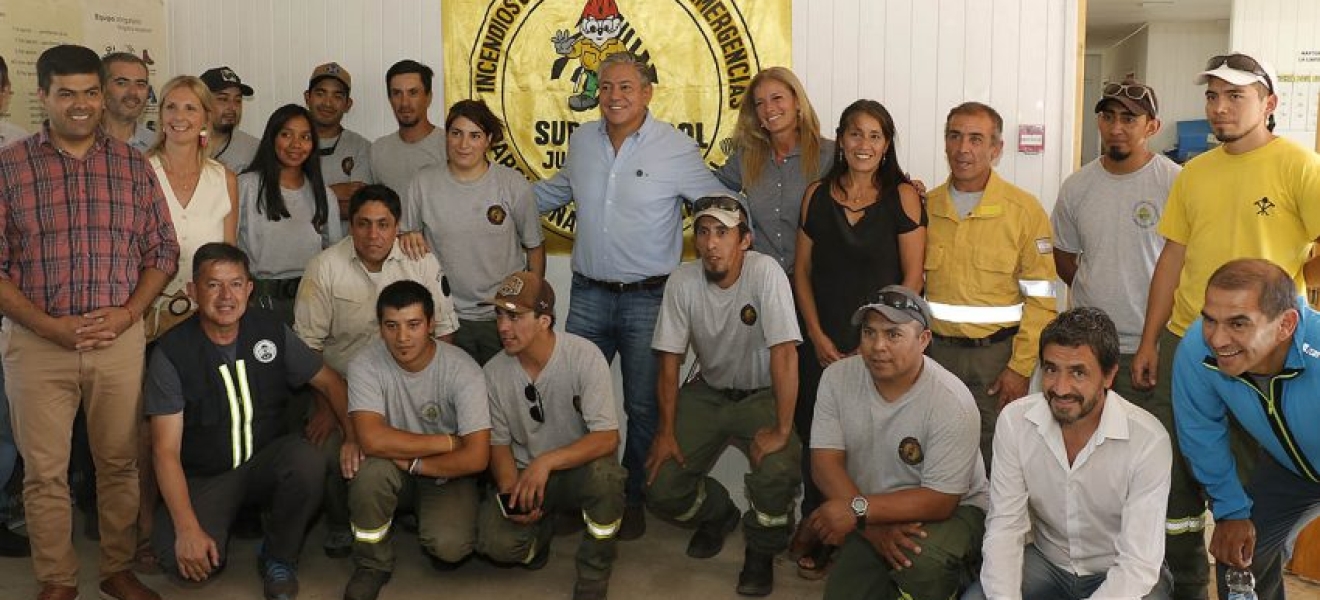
[
  {"left": 523, "top": 383, "right": 545, "bottom": 424},
  {"left": 1102, "top": 82, "right": 1158, "bottom": 114},
  {"left": 875, "top": 290, "right": 927, "bottom": 325},
  {"left": 693, "top": 195, "right": 743, "bottom": 213},
  {"left": 1206, "top": 54, "right": 1274, "bottom": 92}
]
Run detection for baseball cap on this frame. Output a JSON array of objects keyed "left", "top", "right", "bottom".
[
  {"left": 481, "top": 271, "right": 555, "bottom": 315},
  {"left": 691, "top": 194, "right": 746, "bottom": 228},
  {"left": 309, "top": 62, "right": 351, "bottom": 92},
  {"left": 200, "top": 66, "right": 254, "bottom": 96},
  {"left": 850, "top": 285, "right": 931, "bottom": 329},
  {"left": 1095, "top": 78, "right": 1158, "bottom": 118},
  {"left": 1195, "top": 53, "right": 1277, "bottom": 93}
]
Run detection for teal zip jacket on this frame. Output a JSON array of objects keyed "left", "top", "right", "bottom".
[{"left": 1174, "top": 297, "right": 1320, "bottom": 521}]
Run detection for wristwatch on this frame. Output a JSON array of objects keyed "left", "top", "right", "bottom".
[{"left": 850, "top": 495, "right": 869, "bottom": 530}]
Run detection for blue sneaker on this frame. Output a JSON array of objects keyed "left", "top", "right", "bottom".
[{"left": 257, "top": 549, "right": 299, "bottom": 600}]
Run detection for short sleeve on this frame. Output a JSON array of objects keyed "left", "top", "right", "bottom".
[
  {"left": 283, "top": 326, "right": 326, "bottom": 387},
  {"left": 144, "top": 348, "right": 186, "bottom": 416}
]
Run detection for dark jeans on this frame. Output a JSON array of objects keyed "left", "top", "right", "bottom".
[{"left": 1216, "top": 454, "right": 1320, "bottom": 600}]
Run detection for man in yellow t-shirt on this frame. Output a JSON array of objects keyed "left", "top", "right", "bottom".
[{"left": 1132, "top": 52, "right": 1320, "bottom": 599}]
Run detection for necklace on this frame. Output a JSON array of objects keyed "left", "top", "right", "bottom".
[{"left": 162, "top": 156, "right": 202, "bottom": 199}]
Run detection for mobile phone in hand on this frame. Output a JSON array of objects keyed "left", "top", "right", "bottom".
[{"left": 498, "top": 492, "right": 532, "bottom": 518}]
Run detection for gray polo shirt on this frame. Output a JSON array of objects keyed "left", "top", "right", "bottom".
[
  {"left": 812, "top": 355, "right": 989, "bottom": 511},
  {"left": 484, "top": 332, "right": 617, "bottom": 468}
]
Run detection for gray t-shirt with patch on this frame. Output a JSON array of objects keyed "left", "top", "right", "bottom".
[
  {"left": 404, "top": 163, "right": 545, "bottom": 320},
  {"left": 484, "top": 332, "right": 618, "bottom": 468},
  {"left": 370, "top": 128, "right": 446, "bottom": 197},
  {"left": 237, "top": 172, "right": 344, "bottom": 279},
  {"left": 1051, "top": 155, "right": 1180, "bottom": 353},
  {"left": 347, "top": 338, "right": 491, "bottom": 437},
  {"left": 652, "top": 251, "right": 801, "bottom": 390},
  {"left": 812, "top": 355, "right": 989, "bottom": 511},
  {"left": 318, "top": 128, "right": 374, "bottom": 186}
]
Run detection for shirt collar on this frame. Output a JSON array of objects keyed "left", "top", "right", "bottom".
[
  {"left": 1025, "top": 389, "right": 1131, "bottom": 445},
  {"left": 595, "top": 110, "right": 653, "bottom": 141},
  {"left": 349, "top": 238, "right": 407, "bottom": 268},
  {"left": 37, "top": 121, "right": 110, "bottom": 156}
]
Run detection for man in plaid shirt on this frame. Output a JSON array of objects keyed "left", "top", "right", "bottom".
[{"left": 0, "top": 44, "right": 178, "bottom": 600}]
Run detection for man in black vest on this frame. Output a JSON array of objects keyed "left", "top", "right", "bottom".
[{"left": 145, "top": 243, "right": 361, "bottom": 600}]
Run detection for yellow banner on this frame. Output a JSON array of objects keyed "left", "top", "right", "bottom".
[{"left": 443, "top": 0, "right": 792, "bottom": 254}]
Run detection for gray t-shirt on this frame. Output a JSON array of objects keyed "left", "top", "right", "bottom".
[
  {"left": 318, "top": 128, "right": 374, "bottom": 187},
  {"left": 652, "top": 251, "right": 801, "bottom": 390},
  {"left": 370, "top": 128, "right": 446, "bottom": 196},
  {"left": 1051, "top": 155, "right": 1179, "bottom": 353},
  {"left": 213, "top": 129, "right": 260, "bottom": 173},
  {"left": 812, "top": 355, "right": 989, "bottom": 511},
  {"left": 347, "top": 338, "right": 491, "bottom": 437},
  {"left": 950, "top": 187, "right": 984, "bottom": 218},
  {"left": 144, "top": 324, "right": 322, "bottom": 416},
  {"left": 405, "top": 163, "right": 545, "bottom": 320},
  {"left": 237, "top": 172, "right": 344, "bottom": 279},
  {"left": 484, "top": 332, "right": 618, "bottom": 468}
]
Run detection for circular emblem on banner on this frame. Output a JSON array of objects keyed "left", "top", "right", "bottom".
[
  {"left": 487, "top": 204, "right": 508, "bottom": 225},
  {"left": 740, "top": 303, "right": 757, "bottom": 326},
  {"left": 253, "top": 339, "right": 277, "bottom": 363},
  {"left": 457, "top": 0, "right": 767, "bottom": 244},
  {"left": 898, "top": 436, "right": 924, "bottom": 465},
  {"left": 420, "top": 402, "right": 441, "bottom": 423},
  {"left": 341, "top": 156, "right": 355, "bottom": 177},
  {"left": 1131, "top": 201, "right": 1159, "bottom": 229}
]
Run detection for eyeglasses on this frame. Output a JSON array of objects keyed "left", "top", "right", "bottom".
[
  {"left": 693, "top": 195, "right": 743, "bottom": 214},
  {"left": 1206, "top": 54, "right": 1274, "bottom": 93},
  {"left": 1101, "top": 82, "right": 1158, "bottom": 114},
  {"left": 523, "top": 383, "right": 545, "bottom": 424},
  {"left": 874, "top": 290, "right": 927, "bottom": 327}
]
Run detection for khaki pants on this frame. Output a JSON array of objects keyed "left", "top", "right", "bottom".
[
  {"left": 349, "top": 457, "right": 478, "bottom": 572},
  {"left": 476, "top": 455, "right": 625, "bottom": 581},
  {"left": 3, "top": 319, "right": 146, "bottom": 586}
]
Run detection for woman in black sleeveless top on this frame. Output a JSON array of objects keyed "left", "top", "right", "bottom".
[{"left": 789, "top": 99, "right": 927, "bottom": 577}]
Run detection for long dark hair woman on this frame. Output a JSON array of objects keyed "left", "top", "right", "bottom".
[
  {"left": 238, "top": 103, "right": 343, "bottom": 323},
  {"left": 790, "top": 99, "right": 926, "bottom": 577}
]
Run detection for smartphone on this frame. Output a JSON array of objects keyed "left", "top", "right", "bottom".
[{"left": 498, "top": 492, "right": 532, "bottom": 518}]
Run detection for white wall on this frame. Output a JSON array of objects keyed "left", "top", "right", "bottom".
[
  {"left": 1230, "top": 0, "right": 1320, "bottom": 148},
  {"left": 165, "top": 0, "right": 1081, "bottom": 507},
  {"left": 1101, "top": 24, "right": 1147, "bottom": 84},
  {"left": 1143, "top": 21, "right": 1230, "bottom": 152}
]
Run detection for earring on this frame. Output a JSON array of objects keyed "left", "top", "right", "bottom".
[{"left": 199, "top": 128, "right": 208, "bottom": 148}]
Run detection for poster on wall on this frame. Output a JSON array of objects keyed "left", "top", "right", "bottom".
[
  {"left": 0, "top": 0, "right": 168, "bottom": 134},
  {"left": 442, "top": 0, "right": 792, "bottom": 252}
]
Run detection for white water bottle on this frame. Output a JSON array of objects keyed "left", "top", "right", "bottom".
[{"left": 1225, "top": 567, "right": 1257, "bottom": 600}]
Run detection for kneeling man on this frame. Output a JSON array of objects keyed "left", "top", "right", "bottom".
[
  {"left": 646, "top": 195, "right": 802, "bottom": 597},
  {"left": 807, "top": 285, "right": 988, "bottom": 600},
  {"left": 476, "top": 271, "right": 625, "bottom": 600},
  {"left": 148, "top": 243, "right": 360, "bottom": 600},
  {"left": 975, "top": 307, "right": 1172, "bottom": 600}
]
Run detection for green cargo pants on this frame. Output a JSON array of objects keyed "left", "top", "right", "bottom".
[
  {"left": 824, "top": 504, "right": 985, "bottom": 600},
  {"left": 348, "top": 457, "right": 478, "bottom": 572}
]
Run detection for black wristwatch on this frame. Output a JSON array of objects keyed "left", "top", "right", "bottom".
[{"left": 850, "top": 495, "right": 869, "bottom": 530}]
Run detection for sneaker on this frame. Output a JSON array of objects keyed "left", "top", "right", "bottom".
[
  {"left": 736, "top": 548, "right": 775, "bottom": 596},
  {"left": 572, "top": 577, "right": 610, "bottom": 600},
  {"left": 617, "top": 504, "right": 646, "bottom": 541},
  {"left": 259, "top": 557, "right": 299, "bottom": 600},
  {"left": 323, "top": 528, "right": 353, "bottom": 559},
  {"left": 686, "top": 500, "right": 740, "bottom": 559},
  {"left": 0, "top": 526, "right": 30, "bottom": 557},
  {"left": 98, "top": 569, "right": 162, "bottom": 600},
  {"left": 342, "top": 567, "right": 391, "bottom": 600},
  {"left": 35, "top": 583, "right": 78, "bottom": 600}
]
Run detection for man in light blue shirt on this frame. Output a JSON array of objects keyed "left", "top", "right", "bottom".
[{"left": 534, "top": 51, "right": 730, "bottom": 540}]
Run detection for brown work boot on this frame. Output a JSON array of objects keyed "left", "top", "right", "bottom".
[
  {"left": 99, "top": 570, "right": 162, "bottom": 600},
  {"left": 35, "top": 583, "right": 78, "bottom": 600}
]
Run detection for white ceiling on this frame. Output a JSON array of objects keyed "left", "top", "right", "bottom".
[{"left": 1087, "top": 0, "right": 1231, "bottom": 50}]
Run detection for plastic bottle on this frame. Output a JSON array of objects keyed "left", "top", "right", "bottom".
[{"left": 1225, "top": 567, "right": 1257, "bottom": 600}]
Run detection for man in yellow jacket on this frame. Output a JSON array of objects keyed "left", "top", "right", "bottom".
[{"left": 924, "top": 102, "right": 1057, "bottom": 467}]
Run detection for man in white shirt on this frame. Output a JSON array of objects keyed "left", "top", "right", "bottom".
[{"left": 972, "top": 307, "right": 1173, "bottom": 600}]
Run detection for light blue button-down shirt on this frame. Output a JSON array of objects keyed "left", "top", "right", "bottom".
[{"left": 534, "top": 112, "right": 731, "bottom": 282}]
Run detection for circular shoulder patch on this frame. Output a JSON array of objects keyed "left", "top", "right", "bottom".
[
  {"left": 487, "top": 205, "right": 508, "bottom": 225},
  {"left": 740, "top": 304, "right": 758, "bottom": 326},
  {"left": 253, "top": 339, "right": 278, "bottom": 363},
  {"left": 1131, "top": 201, "right": 1159, "bottom": 229},
  {"left": 898, "top": 436, "right": 924, "bottom": 465}
]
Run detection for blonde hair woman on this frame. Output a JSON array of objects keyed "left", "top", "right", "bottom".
[{"left": 146, "top": 75, "right": 239, "bottom": 339}]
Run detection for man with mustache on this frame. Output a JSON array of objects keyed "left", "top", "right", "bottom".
[
  {"left": 1175, "top": 259, "right": 1320, "bottom": 600},
  {"left": 972, "top": 307, "right": 1173, "bottom": 600},
  {"left": 100, "top": 52, "right": 154, "bottom": 153},
  {"left": 200, "top": 66, "right": 259, "bottom": 173},
  {"left": 304, "top": 62, "right": 373, "bottom": 219},
  {"left": 294, "top": 184, "right": 457, "bottom": 559},
  {"left": 370, "top": 59, "right": 445, "bottom": 197}
]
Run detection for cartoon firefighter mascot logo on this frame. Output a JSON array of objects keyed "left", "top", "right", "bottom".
[{"left": 550, "top": 0, "right": 627, "bottom": 112}]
